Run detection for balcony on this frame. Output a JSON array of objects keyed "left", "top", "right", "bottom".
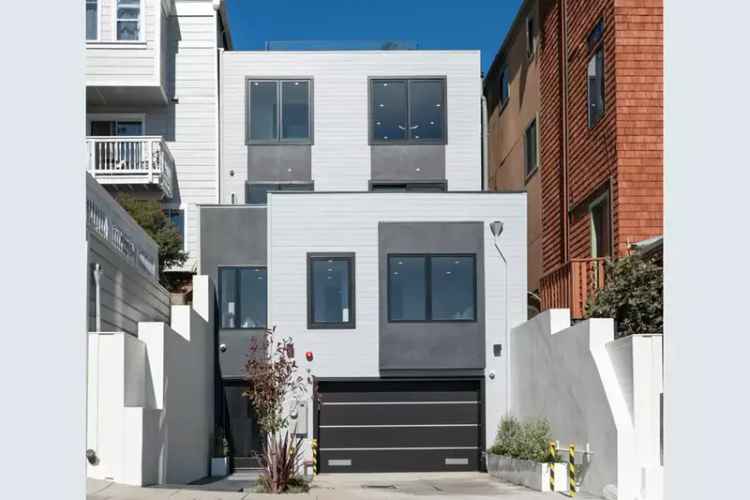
[
  {"left": 539, "top": 258, "right": 607, "bottom": 319},
  {"left": 86, "top": 136, "right": 175, "bottom": 199}
]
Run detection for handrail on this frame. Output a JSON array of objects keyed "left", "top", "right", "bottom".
[{"left": 540, "top": 257, "right": 608, "bottom": 319}]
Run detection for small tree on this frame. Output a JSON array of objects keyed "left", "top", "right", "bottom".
[
  {"left": 116, "top": 194, "right": 188, "bottom": 289},
  {"left": 585, "top": 254, "right": 663, "bottom": 336},
  {"left": 244, "top": 327, "right": 311, "bottom": 493}
]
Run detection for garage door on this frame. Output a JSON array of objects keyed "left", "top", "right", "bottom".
[{"left": 317, "top": 379, "right": 482, "bottom": 473}]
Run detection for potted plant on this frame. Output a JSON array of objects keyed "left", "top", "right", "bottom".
[
  {"left": 210, "top": 427, "right": 230, "bottom": 477},
  {"left": 486, "top": 416, "right": 567, "bottom": 492}
]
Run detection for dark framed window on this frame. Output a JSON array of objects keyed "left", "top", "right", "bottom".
[
  {"left": 246, "top": 79, "right": 313, "bottom": 144},
  {"left": 370, "top": 78, "right": 446, "bottom": 144},
  {"left": 587, "top": 19, "right": 605, "bottom": 127},
  {"left": 219, "top": 267, "right": 267, "bottom": 329},
  {"left": 369, "top": 180, "right": 447, "bottom": 192},
  {"left": 86, "top": 0, "right": 98, "bottom": 41},
  {"left": 526, "top": 16, "right": 535, "bottom": 57},
  {"left": 388, "top": 254, "right": 476, "bottom": 322},
  {"left": 524, "top": 118, "right": 538, "bottom": 177},
  {"left": 245, "top": 182, "right": 314, "bottom": 204},
  {"left": 589, "top": 192, "right": 612, "bottom": 258},
  {"left": 307, "top": 253, "right": 355, "bottom": 329},
  {"left": 498, "top": 66, "right": 510, "bottom": 109}
]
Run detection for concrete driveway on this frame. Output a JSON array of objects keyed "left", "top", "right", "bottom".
[{"left": 88, "top": 472, "right": 600, "bottom": 499}]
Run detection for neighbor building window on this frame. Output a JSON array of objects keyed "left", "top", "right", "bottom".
[
  {"left": 116, "top": 0, "right": 141, "bottom": 41},
  {"left": 526, "top": 16, "right": 535, "bottom": 57},
  {"left": 589, "top": 193, "right": 611, "bottom": 258},
  {"left": 370, "top": 78, "right": 446, "bottom": 144},
  {"left": 388, "top": 254, "right": 476, "bottom": 322},
  {"left": 219, "top": 267, "right": 267, "bottom": 329},
  {"left": 245, "top": 182, "right": 314, "bottom": 204},
  {"left": 164, "top": 208, "right": 184, "bottom": 242},
  {"left": 86, "top": 0, "right": 98, "bottom": 40},
  {"left": 524, "top": 118, "right": 538, "bottom": 177},
  {"left": 247, "top": 79, "right": 313, "bottom": 143},
  {"left": 499, "top": 66, "right": 510, "bottom": 108},
  {"left": 587, "top": 19, "right": 605, "bottom": 127},
  {"left": 307, "top": 254, "right": 355, "bottom": 329}
]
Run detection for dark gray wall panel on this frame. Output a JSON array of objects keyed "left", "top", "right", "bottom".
[
  {"left": 218, "top": 329, "right": 265, "bottom": 379},
  {"left": 320, "top": 403, "right": 479, "bottom": 426},
  {"left": 320, "top": 426, "right": 479, "bottom": 448},
  {"left": 247, "top": 145, "right": 311, "bottom": 183},
  {"left": 378, "top": 222, "right": 485, "bottom": 372},
  {"left": 371, "top": 145, "right": 445, "bottom": 181},
  {"left": 320, "top": 449, "right": 478, "bottom": 473}
]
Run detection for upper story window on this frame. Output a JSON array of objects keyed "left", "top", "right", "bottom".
[
  {"left": 526, "top": 16, "right": 536, "bottom": 57},
  {"left": 498, "top": 66, "right": 510, "bottom": 109},
  {"left": 524, "top": 118, "right": 538, "bottom": 177},
  {"left": 307, "top": 253, "right": 355, "bottom": 329},
  {"left": 116, "top": 0, "right": 141, "bottom": 41},
  {"left": 370, "top": 78, "right": 446, "bottom": 145},
  {"left": 587, "top": 19, "right": 605, "bottom": 127},
  {"left": 86, "top": 0, "right": 98, "bottom": 40},
  {"left": 388, "top": 254, "right": 476, "bottom": 322},
  {"left": 247, "top": 79, "right": 313, "bottom": 144},
  {"left": 219, "top": 267, "right": 268, "bottom": 329}
]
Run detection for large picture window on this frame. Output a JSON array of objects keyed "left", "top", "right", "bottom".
[
  {"left": 116, "top": 0, "right": 141, "bottom": 41},
  {"left": 219, "top": 267, "right": 267, "bottom": 329},
  {"left": 247, "top": 79, "right": 313, "bottom": 143},
  {"left": 307, "top": 253, "right": 355, "bottom": 329},
  {"left": 388, "top": 254, "right": 476, "bottom": 322},
  {"left": 370, "top": 78, "right": 446, "bottom": 144}
]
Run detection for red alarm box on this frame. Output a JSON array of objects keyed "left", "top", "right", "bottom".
[{"left": 305, "top": 351, "right": 314, "bottom": 362}]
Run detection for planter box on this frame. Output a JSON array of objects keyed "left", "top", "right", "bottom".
[
  {"left": 210, "top": 457, "right": 229, "bottom": 477},
  {"left": 487, "top": 453, "right": 568, "bottom": 492}
]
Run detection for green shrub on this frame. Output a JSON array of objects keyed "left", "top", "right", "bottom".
[
  {"left": 488, "top": 416, "right": 557, "bottom": 462},
  {"left": 585, "top": 254, "right": 663, "bottom": 336}
]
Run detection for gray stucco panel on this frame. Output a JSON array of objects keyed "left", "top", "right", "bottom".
[
  {"left": 247, "top": 145, "right": 312, "bottom": 182},
  {"left": 378, "top": 222, "right": 485, "bottom": 373},
  {"left": 371, "top": 145, "right": 446, "bottom": 182}
]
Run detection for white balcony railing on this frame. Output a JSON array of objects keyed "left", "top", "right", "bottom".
[{"left": 86, "top": 136, "right": 175, "bottom": 199}]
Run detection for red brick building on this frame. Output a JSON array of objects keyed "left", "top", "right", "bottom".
[{"left": 484, "top": 0, "right": 663, "bottom": 317}]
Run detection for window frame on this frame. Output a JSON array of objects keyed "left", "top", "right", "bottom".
[
  {"left": 245, "top": 78, "right": 314, "bottom": 145},
  {"left": 218, "top": 266, "right": 268, "bottom": 330},
  {"left": 163, "top": 207, "right": 185, "bottom": 251},
  {"left": 86, "top": 0, "right": 100, "bottom": 41},
  {"left": 498, "top": 65, "right": 510, "bottom": 111},
  {"left": 526, "top": 15, "right": 536, "bottom": 59},
  {"left": 115, "top": 0, "right": 143, "bottom": 42},
  {"left": 524, "top": 117, "right": 539, "bottom": 179},
  {"left": 587, "top": 18, "right": 606, "bottom": 128},
  {"left": 368, "top": 76, "right": 448, "bottom": 146},
  {"left": 307, "top": 253, "right": 356, "bottom": 330},
  {"left": 387, "top": 253, "right": 478, "bottom": 323}
]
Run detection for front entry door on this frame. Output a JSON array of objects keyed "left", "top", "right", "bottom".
[{"left": 224, "top": 382, "right": 263, "bottom": 469}]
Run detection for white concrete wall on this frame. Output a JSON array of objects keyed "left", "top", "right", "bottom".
[
  {"left": 221, "top": 50, "right": 482, "bottom": 197},
  {"left": 510, "top": 310, "right": 663, "bottom": 500},
  {"left": 267, "top": 192, "right": 527, "bottom": 451},
  {"left": 86, "top": 275, "right": 214, "bottom": 485}
]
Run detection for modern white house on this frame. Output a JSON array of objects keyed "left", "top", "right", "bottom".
[
  {"left": 199, "top": 48, "right": 528, "bottom": 473},
  {"left": 85, "top": 0, "right": 231, "bottom": 273}
]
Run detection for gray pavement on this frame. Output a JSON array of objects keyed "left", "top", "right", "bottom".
[{"left": 88, "top": 472, "right": 601, "bottom": 499}]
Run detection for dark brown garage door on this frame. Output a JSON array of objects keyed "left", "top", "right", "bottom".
[{"left": 317, "top": 379, "right": 482, "bottom": 473}]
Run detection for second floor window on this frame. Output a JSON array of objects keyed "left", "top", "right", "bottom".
[
  {"left": 524, "top": 118, "right": 538, "bottom": 177},
  {"left": 370, "top": 78, "right": 446, "bottom": 144},
  {"left": 587, "top": 19, "right": 605, "bottom": 127},
  {"left": 86, "top": 0, "right": 98, "bottom": 40},
  {"left": 117, "top": 0, "right": 141, "bottom": 41},
  {"left": 247, "top": 80, "right": 312, "bottom": 143},
  {"left": 308, "top": 254, "right": 355, "bottom": 329},
  {"left": 219, "top": 267, "right": 267, "bottom": 329},
  {"left": 388, "top": 254, "right": 476, "bottom": 322},
  {"left": 499, "top": 66, "right": 510, "bottom": 109}
]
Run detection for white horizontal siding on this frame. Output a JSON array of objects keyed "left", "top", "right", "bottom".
[
  {"left": 221, "top": 51, "right": 482, "bottom": 199},
  {"left": 267, "top": 192, "right": 527, "bottom": 445}
]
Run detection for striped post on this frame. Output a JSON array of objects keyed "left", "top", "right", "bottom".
[
  {"left": 311, "top": 438, "right": 318, "bottom": 475},
  {"left": 568, "top": 444, "right": 577, "bottom": 497},
  {"left": 548, "top": 441, "right": 557, "bottom": 491}
]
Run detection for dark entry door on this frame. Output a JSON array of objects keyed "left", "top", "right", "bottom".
[
  {"left": 317, "top": 379, "right": 481, "bottom": 473},
  {"left": 224, "top": 382, "right": 263, "bottom": 469}
]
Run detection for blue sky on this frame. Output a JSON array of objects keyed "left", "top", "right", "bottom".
[{"left": 224, "top": 0, "right": 523, "bottom": 74}]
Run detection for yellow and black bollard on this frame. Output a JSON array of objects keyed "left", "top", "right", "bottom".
[
  {"left": 311, "top": 438, "right": 318, "bottom": 475},
  {"left": 548, "top": 441, "right": 557, "bottom": 491},
  {"left": 568, "top": 444, "right": 577, "bottom": 497}
]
